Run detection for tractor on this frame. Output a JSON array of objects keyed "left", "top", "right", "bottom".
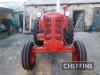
[{"left": 21, "top": 11, "right": 87, "bottom": 70}]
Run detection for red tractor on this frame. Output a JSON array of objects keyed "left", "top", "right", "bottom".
[{"left": 22, "top": 12, "right": 87, "bottom": 70}]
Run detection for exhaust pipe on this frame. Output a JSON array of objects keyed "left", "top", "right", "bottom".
[{"left": 56, "top": 0, "right": 60, "bottom": 12}]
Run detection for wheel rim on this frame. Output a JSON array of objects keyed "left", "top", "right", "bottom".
[
  {"left": 26, "top": 42, "right": 36, "bottom": 70},
  {"left": 72, "top": 51, "right": 78, "bottom": 61},
  {"left": 29, "top": 49, "right": 36, "bottom": 64}
]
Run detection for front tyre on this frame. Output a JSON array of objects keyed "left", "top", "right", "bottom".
[{"left": 21, "top": 41, "right": 36, "bottom": 70}]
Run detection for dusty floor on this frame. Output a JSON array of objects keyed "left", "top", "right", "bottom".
[{"left": 0, "top": 32, "right": 100, "bottom": 75}]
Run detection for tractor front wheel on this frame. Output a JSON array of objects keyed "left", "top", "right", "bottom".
[
  {"left": 21, "top": 41, "right": 36, "bottom": 70},
  {"left": 72, "top": 40, "right": 87, "bottom": 61}
]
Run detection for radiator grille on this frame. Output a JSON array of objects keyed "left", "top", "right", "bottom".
[
  {"left": 44, "top": 16, "right": 63, "bottom": 40},
  {"left": 44, "top": 17, "right": 51, "bottom": 40},
  {"left": 55, "top": 17, "right": 63, "bottom": 40}
]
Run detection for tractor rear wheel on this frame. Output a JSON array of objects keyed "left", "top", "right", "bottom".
[
  {"left": 22, "top": 41, "right": 36, "bottom": 70},
  {"left": 33, "top": 18, "right": 43, "bottom": 46},
  {"left": 64, "top": 18, "right": 74, "bottom": 45},
  {"left": 72, "top": 40, "right": 87, "bottom": 61}
]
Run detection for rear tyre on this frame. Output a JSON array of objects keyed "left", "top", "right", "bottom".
[
  {"left": 22, "top": 41, "right": 36, "bottom": 70},
  {"left": 33, "top": 18, "right": 43, "bottom": 46},
  {"left": 64, "top": 18, "right": 74, "bottom": 45}
]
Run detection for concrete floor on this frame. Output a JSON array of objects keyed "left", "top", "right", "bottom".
[{"left": 0, "top": 32, "right": 100, "bottom": 75}]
